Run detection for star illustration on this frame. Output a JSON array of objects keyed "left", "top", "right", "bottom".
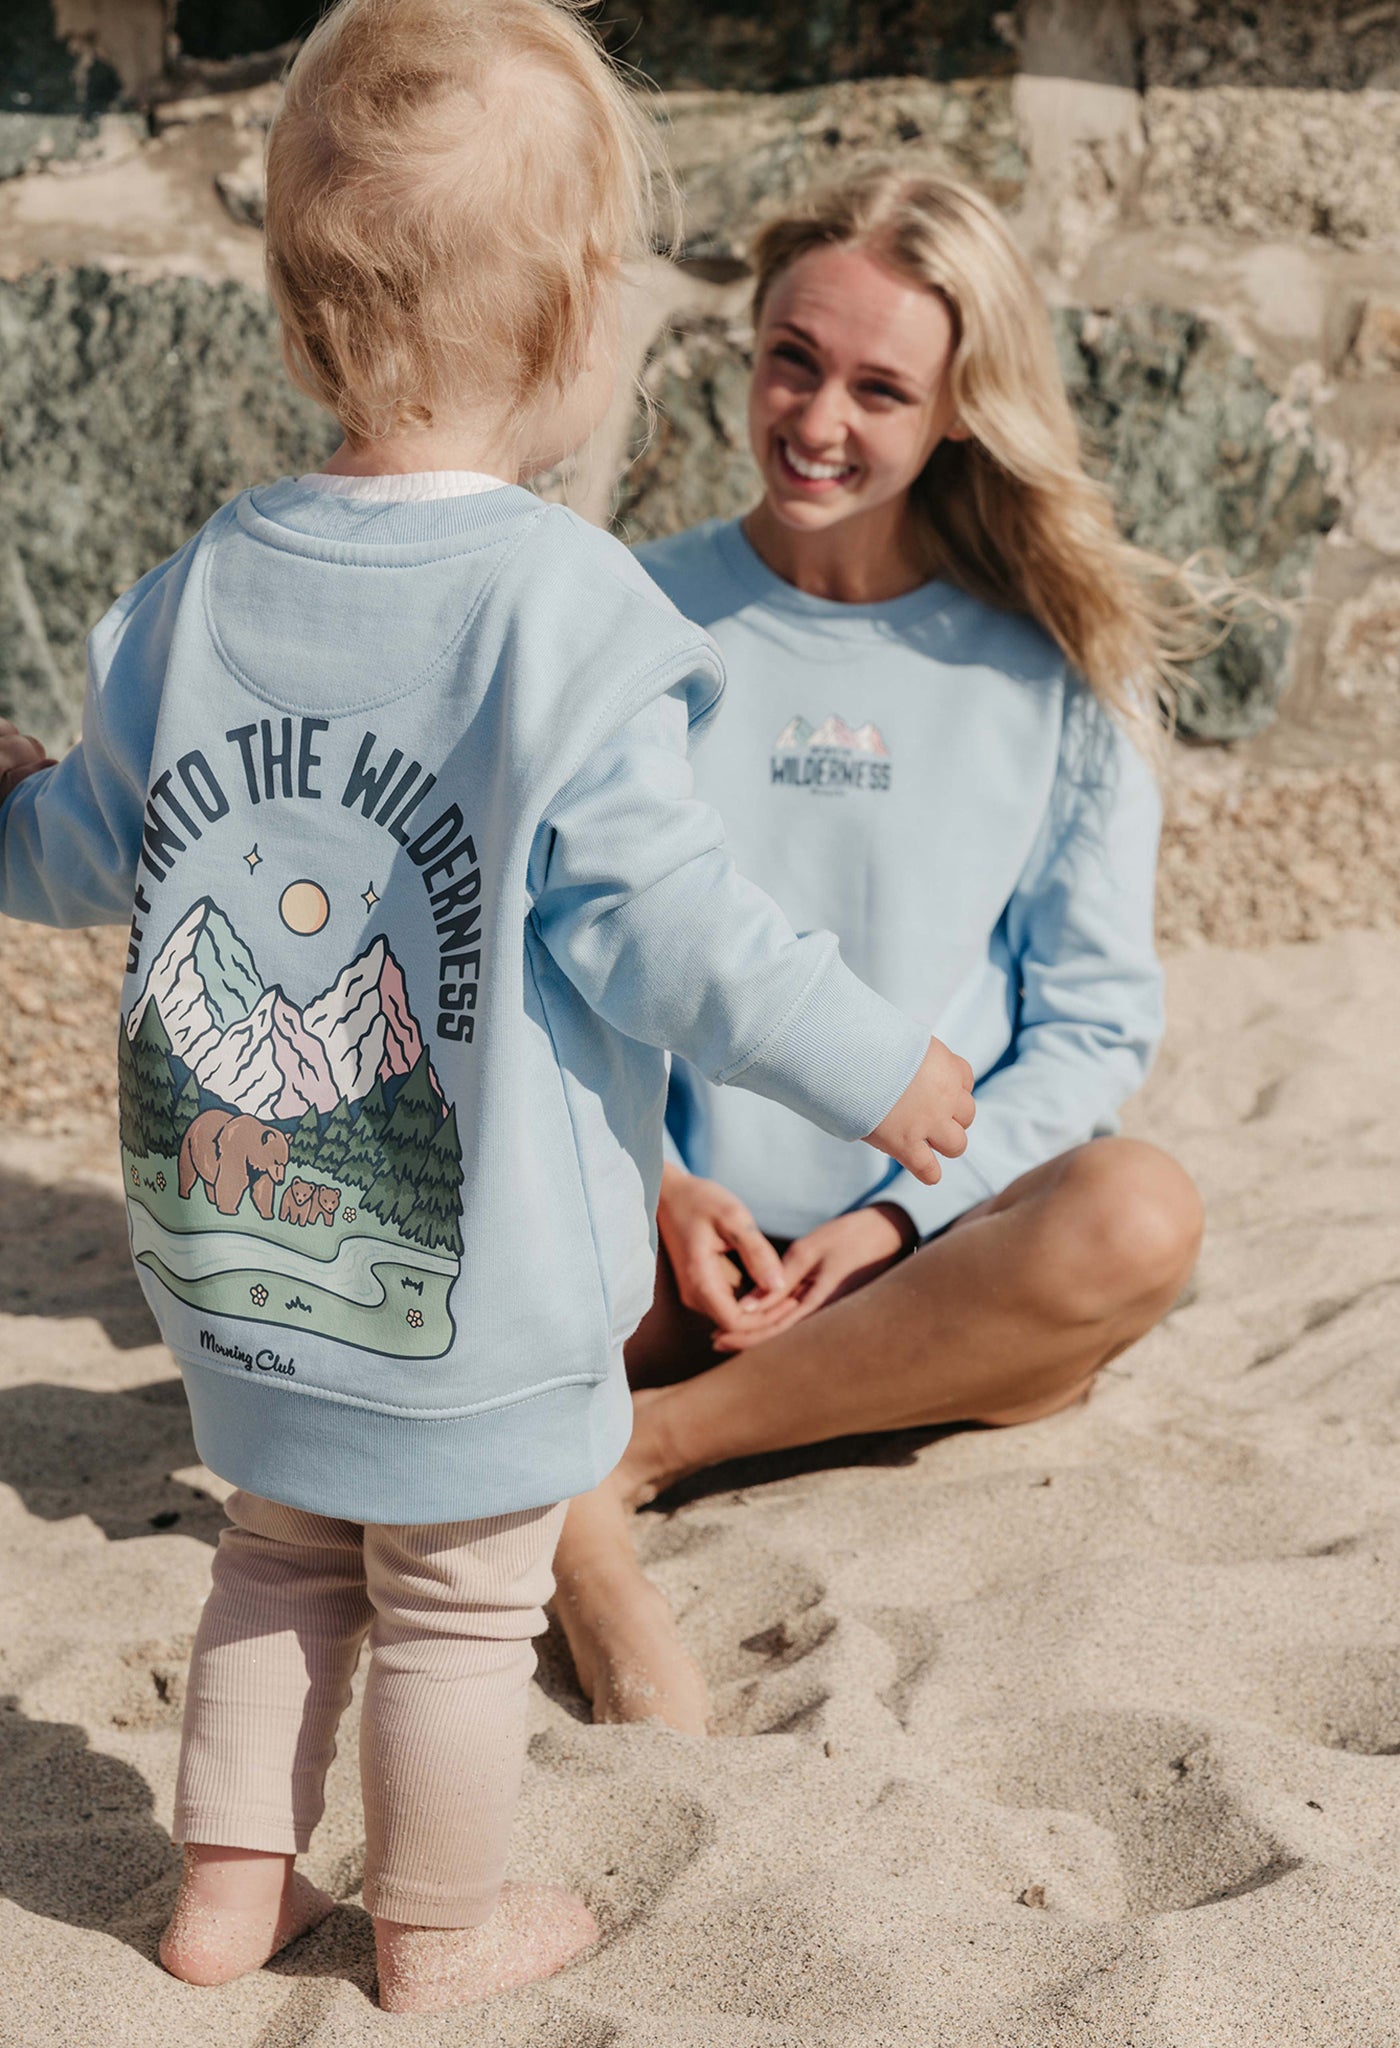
[
  {"left": 244, "top": 844, "right": 262, "bottom": 872},
  {"left": 361, "top": 882, "right": 380, "bottom": 911}
]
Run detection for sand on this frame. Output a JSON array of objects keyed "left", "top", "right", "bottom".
[{"left": 3, "top": 918, "right": 1400, "bottom": 2044}]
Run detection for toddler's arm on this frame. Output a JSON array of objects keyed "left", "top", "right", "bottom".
[
  {"left": 531, "top": 681, "right": 972, "bottom": 1183},
  {"left": 0, "top": 544, "right": 197, "bottom": 927},
  {"left": 0, "top": 724, "right": 57, "bottom": 808}
]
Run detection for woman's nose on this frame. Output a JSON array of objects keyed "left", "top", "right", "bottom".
[{"left": 793, "top": 379, "right": 850, "bottom": 450}]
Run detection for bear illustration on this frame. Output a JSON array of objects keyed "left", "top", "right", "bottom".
[
  {"left": 312, "top": 1185, "right": 342, "bottom": 1228},
  {"left": 178, "top": 1109, "right": 290, "bottom": 1220},
  {"left": 278, "top": 1177, "right": 318, "bottom": 1227}
]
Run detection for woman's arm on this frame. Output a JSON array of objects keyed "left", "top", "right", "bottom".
[{"left": 879, "top": 687, "right": 1165, "bottom": 1240}]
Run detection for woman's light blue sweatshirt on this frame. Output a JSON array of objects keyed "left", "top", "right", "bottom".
[
  {"left": 0, "top": 482, "right": 929, "bottom": 1521},
  {"left": 636, "top": 517, "right": 1164, "bottom": 1241}
]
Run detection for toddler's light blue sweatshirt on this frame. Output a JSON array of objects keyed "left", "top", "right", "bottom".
[
  {"left": 635, "top": 517, "right": 1164, "bottom": 1240},
  {"left": 0, "top": 482, "right": 929, "bottom": 1521}
]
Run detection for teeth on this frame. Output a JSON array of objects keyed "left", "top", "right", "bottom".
[{"left": 782, "top": 441, "right": 852, "bottom": 481}]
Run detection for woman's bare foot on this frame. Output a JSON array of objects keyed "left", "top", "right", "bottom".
[
  {"left": 159, "top": 1845, "right": 336, "bottom": 1987},
  {"left": 552, "top": 1474, "right": 710, "bottom": 1735},
  {"left": 374, "top": 1883, "right": 597, "bottom": 2012}
]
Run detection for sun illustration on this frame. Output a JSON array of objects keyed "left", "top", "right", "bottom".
[{"left": 279, "top": 880, "right": 330, "bottom": 935}]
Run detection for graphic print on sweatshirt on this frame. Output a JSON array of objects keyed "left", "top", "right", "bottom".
[
  {"left": 116, "top": 717, "right": 484, "bottom": 1364},
  {"left": 771, "top": 714, "right": 892, "bottom": 794}
]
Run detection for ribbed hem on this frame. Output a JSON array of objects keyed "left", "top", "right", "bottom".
[
  {"left": 174, "top": 1807, "right": 305, "bottom": 1855},
  {"left": 362, "top": 1875, "right": 501, "bottom": 1929},
  {"left": 728, "top": 948, "right": 929, "bottom": 1143},
  {"left": 179, "top": 1353, "right": 632, "bottom": 1524}
]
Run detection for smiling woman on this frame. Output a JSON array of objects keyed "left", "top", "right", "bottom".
[{"left": 552, "top": 167, "right": 1209, "bottom": 1735}]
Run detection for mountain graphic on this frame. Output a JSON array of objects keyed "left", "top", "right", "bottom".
[
  {"left": 303, "top": 937, "right": 428, "bottom": 1104},
  {"left": 774, "top": 714, "right": 890, "bottom": 756},
  {"left": 131, "top": 906, "right": 434, "bottom": 1123},
  {"left": 198, "top": 986, "right": 341, "bottom": 1121},
  {"left": 128, "top": 898, "right": 263, "bottom": 1068},
  {"left": 850, "top": 722, "right": 890, "bottom": 757},
  {"left": 773, "top": 715, "right": 814, "bottom": 752}
]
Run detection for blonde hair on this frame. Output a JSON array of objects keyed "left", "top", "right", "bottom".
[
  {"left": 751, "top": 166, "right": 1225, "bottom": 737},
  {"left": 264, "top": 0, "right": 656, "bottom": 441}
]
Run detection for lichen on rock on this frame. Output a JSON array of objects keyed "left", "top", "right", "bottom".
[{"left": 0, "top": 266, "right": 336, "bottom": 751}]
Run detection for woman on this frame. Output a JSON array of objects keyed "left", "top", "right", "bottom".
[{"left": 553, "top": 168, "right": 1205, "bottom": 1733}]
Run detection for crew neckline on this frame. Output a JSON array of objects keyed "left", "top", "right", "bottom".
[
  {"left": 300, "top": 469, "right": 513, "bottom": 503},
  {"left": 713, "top": 516, "right": 963, "bottom": 634}
]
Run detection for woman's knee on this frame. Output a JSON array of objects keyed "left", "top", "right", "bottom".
[{"left": 1049, "top": 1140, "right": 1203, "bottom": 1323}]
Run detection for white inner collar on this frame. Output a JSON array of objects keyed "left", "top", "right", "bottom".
[{"left": 299, "top": 469, "right": 512, "bottom": 503}]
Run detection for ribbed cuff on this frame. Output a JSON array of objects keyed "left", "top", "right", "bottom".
[{"left": 727, "top": 949, "right": 929, "bottom": 1142}]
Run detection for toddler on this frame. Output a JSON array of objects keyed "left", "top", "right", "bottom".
[{"left": 0, "top": 0, "right": 974, "bottom": 2014}]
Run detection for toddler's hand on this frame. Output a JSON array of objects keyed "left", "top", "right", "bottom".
[
  {"left": 0, "top": 719, "right": 56, "bottom": 807},
  {"left": 865, "top": 1037, "right": 975, "bottom": 1184}
]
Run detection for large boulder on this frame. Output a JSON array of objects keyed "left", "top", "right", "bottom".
[
  {"left": 0, "top": 267, "right": 336, "bottom": 751},
  {"left": 656, "top": 77, "right": 1023, "bottom": 262},
  {"left": 617, "top": 303, "right": 1340, "bottom": 740}
]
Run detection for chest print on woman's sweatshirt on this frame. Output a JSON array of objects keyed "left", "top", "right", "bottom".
[
  {"left": 770, "top": 712, "right": 893, "bottom": 794},
  {"left": 116, "top": 718, "right": 481, "bottom": 1363}
]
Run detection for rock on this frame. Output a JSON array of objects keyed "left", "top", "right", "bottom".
[
  {"left": 1351, "top": 446, "right": 1400, "bottom": 556},
  {"left": 0, "top": 266, "right": 337, "bottom": 752},
  {"left": 1323, "top": 576, "right": 1400, "bottom": 733},
  {"left": 605, "top": 0, "right": 1015, "bottom": 94},
  {"left": 655, "top": 77, "right": 1024, "bottom": 262},
  {"left": 620, "top": 302, "right": 1339, "bottom": 739},
  {"left": 615, "top": 318, "right": 761, "bottom": 546},
  {"left": 1348, "top": 298, "right": 1400, "bottom": 378},
  {"left": 1139, "top": 1, "right": 1400, "bottom": 91},
  {"left": 1141, "top": 87, "right": 1400, "bottom": 249},
  {"left": 1056, "top": 307, "right": 1340, "bottom": 737}
]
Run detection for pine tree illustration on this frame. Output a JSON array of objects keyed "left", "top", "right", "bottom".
[
  {"left": 117, "top": 1017, "right": 141, "bottom": 1155},
  {"left": 406, "top": 1105, "right": 465, "bottom": 1257},
  {"left": 363, "top": 1053, "right": 442, "bottom": 1236},
  {"left": 317, "top": 1098, "right": 357, "bottom": 1179},
  {"left": 127, "top": 1007, "right": 182, "bottom": 1157},
  {"left": 290, "top": 1104, "right": 321, "bottom": 1171},
  {"left": 340, "top": 1097, "right": 387, "bottom": 1196},
  {"left": 175, "top": 1073, "right": 201, "bottom": 1135}
]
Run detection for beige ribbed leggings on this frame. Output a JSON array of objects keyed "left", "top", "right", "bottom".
[{"left": 174, "top": 1489, "right": 566, "bottom": 1928}]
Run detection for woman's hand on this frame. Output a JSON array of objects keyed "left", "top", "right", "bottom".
[
  {"left": 711, "top": 1202, "right": 917, "bottom": 1354},
  {"left": 657, "top": 1165, "right": 788, "bottom": 1333}
]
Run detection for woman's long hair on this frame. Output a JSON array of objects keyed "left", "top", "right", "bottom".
[{"left": 751, "top": 166, "right": 1229, "bottom": 741}]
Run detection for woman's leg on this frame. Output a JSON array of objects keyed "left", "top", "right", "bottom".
[
  {"left": 359, "top": 1503, "right": 597, "bottom": 2013},
  {"left": 160, "top": 1492, "right": 372, "bottom": 1985},
  {"left": 553, "top": 1138, "right": 1203, "bottom": 1732}
]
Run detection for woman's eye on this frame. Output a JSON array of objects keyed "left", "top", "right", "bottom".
[
  {"left": 772, "top": 344, "right": 814, "bottom": 370},
  {"left": 863, "top": 383, "right": 907, "bottom": 404}
]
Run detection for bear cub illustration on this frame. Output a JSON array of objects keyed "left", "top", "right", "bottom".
[
  {"left": 178, "top": 1109, "right": 290, "bottom": 1220},
  {"left": 279, "top": 1178, "right": 343, "bottom": 1228}
]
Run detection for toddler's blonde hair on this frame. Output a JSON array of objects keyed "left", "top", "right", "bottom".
[
  {"left": 752, "top": 166, "right": 1232, "bottom": 737},
  {"left": 265, "top": 0, "right": 655, "bottom": 441}
]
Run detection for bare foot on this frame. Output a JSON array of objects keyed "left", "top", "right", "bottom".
[
  {"left": 159, "top": 1845, "right": 336, "bottom": 1987},
  {"left": 552, "top": 1479, "right": 710, "bottom": 1735},
  {"left": 374, "top": 1883, "right": 597, "bottom": 2012}
]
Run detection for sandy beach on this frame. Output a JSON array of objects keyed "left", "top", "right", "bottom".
[{"left": 2, "top": 909, "right": 1398, "bottom": 2046}]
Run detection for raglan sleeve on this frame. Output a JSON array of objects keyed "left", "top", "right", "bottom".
[
  {"left": 529, "top": 664, "right": 930, "bottom": 1143},
  {"left": 0, "top": 544, "right": 196, "bottom": 928},
  {"left": 876, "top": 685, "right": 1165, "bottom": 1238}
]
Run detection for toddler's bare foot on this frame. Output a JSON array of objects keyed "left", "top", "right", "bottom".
[
  {"left": 159, "top": 1844, "right": 335, "bottom": 1987},
  {"left": 374, "top": 1883, "right": 597, "bottom": 2012},
  {"left": 553, "top": 1481, "right": 710, "bottom": 1735}
]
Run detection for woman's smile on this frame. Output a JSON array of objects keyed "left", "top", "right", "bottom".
[{"left": 774, "top": 435, "right": 859, "bottom": 490}]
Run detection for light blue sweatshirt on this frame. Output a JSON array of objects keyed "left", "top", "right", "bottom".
[
  {"left": 636, "top": 517, "right": 1164, "bottom": 1241},
  {"left": 0, "top": 481, "right": 929, "bottom": 1522}
]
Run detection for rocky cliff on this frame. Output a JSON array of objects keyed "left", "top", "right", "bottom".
[{"left": 0, "top": 0, "right": 1396, "bottom": 760}]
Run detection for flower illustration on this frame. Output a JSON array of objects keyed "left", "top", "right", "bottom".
[
  {"left": 130, "top": 1164, "right": 141, "bottom": 1185},
  {"left": 406, "top": 1308, "right": 424, "bottom": 1329},
  {"left": 343, "top": 1207, "right": 357, "bottom": 1222},
  {"left": 154, "top": 1171, "right": 167, "bottom": 1192},
  {"left": 250, "top": 1284, "right": 269, "bottom": 1307}
]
